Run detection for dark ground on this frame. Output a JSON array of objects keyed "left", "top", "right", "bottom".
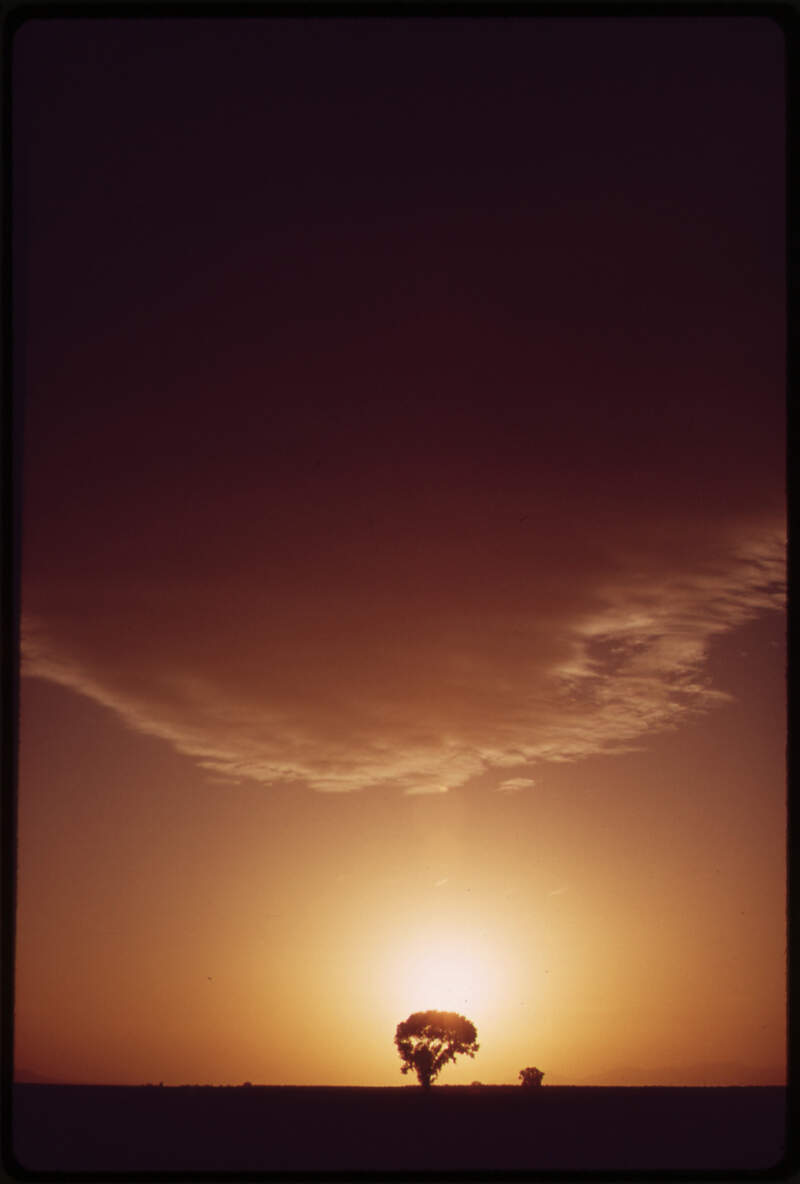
[{"left": 9, "top": 1083, "right": 787, "bottom": 1174}]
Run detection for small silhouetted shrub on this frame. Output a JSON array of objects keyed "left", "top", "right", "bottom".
[{"left": 519, "top": 1066, "right": 544, "bottom": 1087}]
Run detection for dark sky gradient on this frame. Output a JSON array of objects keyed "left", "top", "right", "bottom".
[
  {"left": 17, "top": 16, "right": 785, "bottom": 788},
  {"left": 13, "top": 15, "right": 786, "bottom": 1088}
]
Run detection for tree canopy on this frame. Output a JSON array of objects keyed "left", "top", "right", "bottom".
[{"left": 394, "top": 1010, "right": 479, "bottom": 1088}]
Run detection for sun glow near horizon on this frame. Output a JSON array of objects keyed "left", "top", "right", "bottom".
[{"left": 380, "top": 925, "right": 520, "bottom": 1029}]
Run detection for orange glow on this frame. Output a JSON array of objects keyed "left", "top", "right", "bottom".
[{"left": 15, "top": 659, "right": 786, "bottom": 1087}]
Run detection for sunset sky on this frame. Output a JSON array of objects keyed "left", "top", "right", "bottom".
[{"left": 12, "top": 14, "right": 786, "bottom": 1088}]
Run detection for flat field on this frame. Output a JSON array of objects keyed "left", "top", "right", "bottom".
[{"left": 11, "top": 1083, "right": 786, "bottom": 1174}]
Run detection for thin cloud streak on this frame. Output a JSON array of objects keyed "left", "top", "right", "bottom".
[{"left": 496, "top": 779, "right": 536, "bottom": 794}]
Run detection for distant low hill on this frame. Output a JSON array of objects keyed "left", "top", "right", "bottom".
[
  {"left": 569, "top": 1063, "right": 784, "bottom": 1087},
  {"left": 14, "top": 1069, "right": 70, "bottom": 1085}
]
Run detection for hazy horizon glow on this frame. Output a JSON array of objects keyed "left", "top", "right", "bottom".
[{"left": 13, "top": 15, "right": 785, "bottom": 1090}]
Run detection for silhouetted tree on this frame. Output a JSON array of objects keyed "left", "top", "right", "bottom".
[
  {"left": 519, "top": 1066, "right": 544, "bottom": 1087},
  {"left": 395, "top": 1010, "right": 479, "bottom": 1089}
]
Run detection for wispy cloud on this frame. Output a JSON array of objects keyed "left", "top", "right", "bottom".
[
  {"left": 21, "top": 514, "right": 784, "bottom": 795},
  {"left": 496, "top": 778, "right": 536, "bottom": 793}
]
